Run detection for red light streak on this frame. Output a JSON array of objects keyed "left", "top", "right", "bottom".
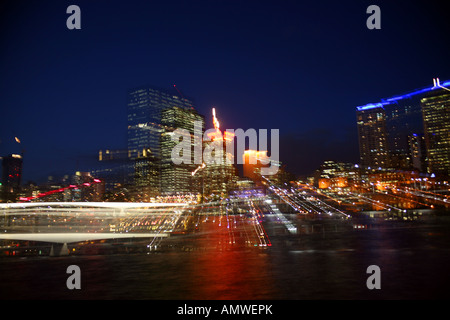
[{"left": 19, "top": 179, "right": 102, "bottom": 202}]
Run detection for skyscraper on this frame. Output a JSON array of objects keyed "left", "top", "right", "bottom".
[
  {"left": 201, "top": 108, "right": 238, "bottom": 197},
  {"left": 127, "top": 86, "right": 201, "bottom": 196},
  {"left": 408, "top": 133, "right": 427, "bottom": 172},
  {"left": 127, "top": 86, "right": 195, "bottom": 160},
  {"left": 134, "top": 155, "right": 160, "bottom": 198},
  {"left": 356, "top": 105, "right": 389, "bottom": 168},
  {"left": 356, "top": 79, "right": 450, "bottom": 172},
  {"left": 160, "top": 106, "right": 205, "bottom": 195},
  {"left": 384, "top": 95, "right": 424, "bottom": 169},
  {"left": 421, "top": 92, "right": 450, "bottom": 178},
  {"left": 1, "top": 154, "right": 23, "bottom": 202}
]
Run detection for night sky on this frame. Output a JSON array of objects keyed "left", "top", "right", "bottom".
[{"left": 0, "top": 0, "right": 449, "bottom": 183}]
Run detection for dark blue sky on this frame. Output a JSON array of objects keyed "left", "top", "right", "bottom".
[{"left": 0, "top": 0, "right": 449, "bottom": 183}]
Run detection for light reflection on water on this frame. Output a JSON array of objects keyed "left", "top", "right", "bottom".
[{"left": 1, "top": 214, "right": 450, "bottom": 300}]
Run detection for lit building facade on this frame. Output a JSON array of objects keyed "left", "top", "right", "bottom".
[
  {"left": 242, "top": 150, "right": 284, "bottom": 186},
  {"left": 356, "top": 79, "right": 450, "bottom": 173},
  {"left": 243, "top": 150, "right": 268, "bottom": 184},
  {"left": 127, "top": 86, "right": 195, "bottom": 160},
  {"left": 127, "top": 86, "right": 198, "bottom": 195},
  {"left": 356, "top": 106, "right": 389, "bottom": 168},
  {"left": 128, "top": 155, "right": 159, "bottom": 200},
  {"left": 200, "top": 108, "right": 238, "bottom": 197},
  {"left": 202, "top": 141, "right": 238, "bottom": 197},
  {"left": 1, "top": 154, "right": 23, "bottom": 202},
  {"left": 408, "top": 133, "right": 427, "bottom": 172},
  {"left": 421, "top": 92, "right": 450, "bottom": 178},
  {"left": 72, "top": 171, "right": 105, "bottom": 202},
  {"left": 316, "top": 160, "right": 361, "bottom": 190},
  {"left": 160, "top": 106, "right": 205, "bottom": 195},
  {"left": 1, "top": 154, "right": 22, "bottom": 189}
]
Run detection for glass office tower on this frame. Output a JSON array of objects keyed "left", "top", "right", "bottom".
[
  {"left": 160, "top": 106, "right": 205, "bottom": 195},
  {"left": 200, "top": 109, "right": 239, "bottom": 198},
  {"left": 127, "top": 86, "right": 195, "bottom": 160},
  {"left": 421, "top": 92, "right": 450, "bottom": 178},
  {"left": 356, "top": 105, "right": 390, "bottom": 169},
  {"left": 127, "top": 86, "right": 200, "bottom": 196}
]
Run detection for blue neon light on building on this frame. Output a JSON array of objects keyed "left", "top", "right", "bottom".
[{"left": 356, "top": 80, "right": 450, "bottom": 111}]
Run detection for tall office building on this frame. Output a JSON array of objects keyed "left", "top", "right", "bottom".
[
  {"left": 160, "top": 106, "right": 205, "bottom": 195},
  {"left": 421, "top": 92, "right": 450, "bottom": 178},
  {"left": 356, "top": 106, "right": 389, "bottom": 168},
  {"left": 134, "top": 155, "right": 160, "bottom": 198},
  {"left": 127, "top": 86, "right": 196, "bottom": 160},
  {"left": 408, "top": 133, "right": 427, "bottom": 172},
  {"left": 1, "top": 154, "right": 23, "bottom": 202},
  {"left": 384, "top": 96, "right": 424, "bottom": 169},
  {"left": 356, "top": 79, "right": 450, "bottom": 172},
  {"left": 202, "top": 142, "right": 238, "bottom": 196},
  {"left": 200, "top": 108, "right": 239, "bottom": 197},
  {"left": 127, "top": 86, "right": 201, "bottom": 196}
]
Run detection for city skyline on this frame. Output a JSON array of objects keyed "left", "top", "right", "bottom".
[
  {"left": 2, "top": 76, "right": 448, "bottom": 185},
  {"left": 356, "top": 78, "right": 450, "bottom": 177},
  {"left": 1, "top": 0, "right": 449, "bottom": 183},
  {"left": 2, "top": 1, "right": 450, "bottom": 302}
]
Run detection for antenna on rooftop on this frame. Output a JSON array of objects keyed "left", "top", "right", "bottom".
[
  {"left": 173, "top": 84, "right": 185, "bottom": 98},
  {"left": 432, "top": 77, "right": 450, "bottom": 92}
]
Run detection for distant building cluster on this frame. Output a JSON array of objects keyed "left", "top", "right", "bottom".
[
  {"left": 312, "top": 79, "right": 449, "bottom": 193},
  {"left": 119, "top": 86, "right": 287, "bottom": 202},
  {"left": 356, "top": 79, "right": 450, "bottom": 178},
  {"left": 0, "top": 86, "right": 291, "bottom": 203},
  {"left": 1, "top": 80, "right": 448, "bottom": 203},
  {"left": 313, "top": 160, "right": 439, "bottom": 192}
]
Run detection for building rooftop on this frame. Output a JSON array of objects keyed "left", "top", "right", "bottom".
[{"left": 356, "top": 79, "right": 450, "bottom": 111}]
